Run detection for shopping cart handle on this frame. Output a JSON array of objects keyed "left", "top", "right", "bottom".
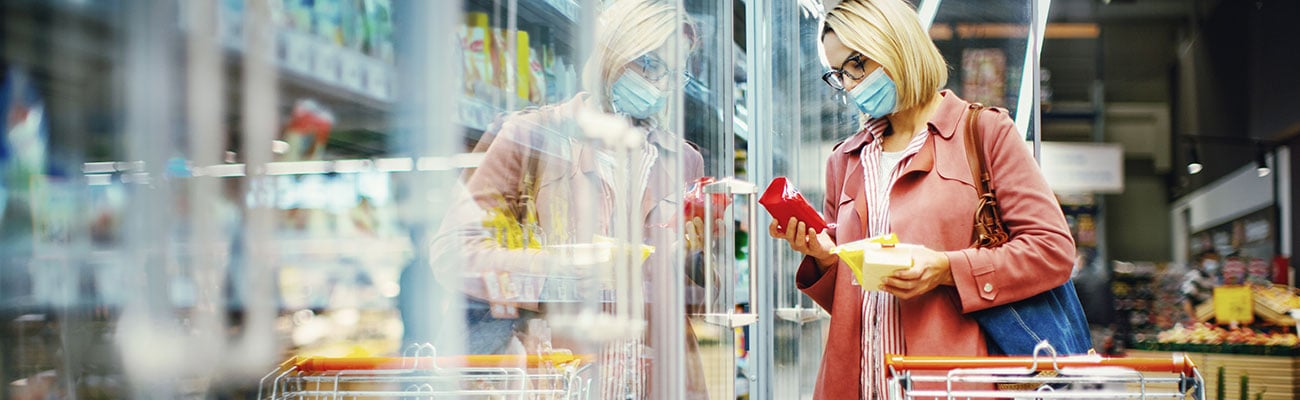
[
  {"left": 885, "top": 353, "right": 1197, "bottom": 376},
  {"left": 294, "top": 353, "right": 595, "bottom": 372}
]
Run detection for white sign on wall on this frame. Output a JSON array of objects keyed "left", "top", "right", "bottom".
[{"left": 1039, "top": 142, "right": 1124, "bottom": 194}]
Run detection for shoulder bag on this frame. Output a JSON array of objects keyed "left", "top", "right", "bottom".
[{"left": 962, "top": 103, "right": 1093, "bottom": 357}]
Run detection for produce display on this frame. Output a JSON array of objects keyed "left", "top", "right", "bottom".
[
  {"left": 1132, "top": 284, "right": 1300, "bottom": 356},
  {"left": 1154, "top": 323, "right": 1298, "bottom": 347}
]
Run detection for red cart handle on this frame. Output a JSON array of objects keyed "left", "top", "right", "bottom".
[
  {"left": 292, "top": 353, "right": 593, "bottom": 372},
  {"left": 886, "top": 353, "right": 1198, "bottom": 376}
]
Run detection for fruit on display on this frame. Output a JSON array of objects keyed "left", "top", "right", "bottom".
[
  {"left": 1255, "top": 284, "right": 1300, "bottom": 311},
  {"left": 1156, "top": 323, "right": 1298, "bottom": 347}
]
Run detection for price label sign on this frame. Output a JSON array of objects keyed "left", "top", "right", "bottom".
[{"left": 1214, "top": 285, "right": 1254, "bottom": 324}]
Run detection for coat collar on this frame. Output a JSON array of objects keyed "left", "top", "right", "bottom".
[
  {"left": 838, "top": 89, "right": 966, "bottom": 154},
  {"left": 839, "top": 90, "right": 971, "bottom": 218}
]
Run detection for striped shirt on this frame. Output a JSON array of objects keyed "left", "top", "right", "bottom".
[{"left": 858, "top": 117, "right": 930, "bottom": 400}]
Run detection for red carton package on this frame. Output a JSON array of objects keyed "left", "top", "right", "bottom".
[
  {"left": 684, "top": 177, "right": 731, "bottom": 223},
  {"left": 760, "top": 177, "right": 830, "bottom": 232}
]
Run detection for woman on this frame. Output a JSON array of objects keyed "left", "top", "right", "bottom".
[
  {"left": 768, "top": 0, "right": 1076, "bottom": 398},
  {"left": 432, "top": 0, "right": 709, "bottom": 397}
]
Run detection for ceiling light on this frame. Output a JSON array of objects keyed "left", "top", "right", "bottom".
[
  {"left": 1186, "top": 145, "right": 1202, "bottom": 175},
  {"left": 1257, "top": 148, "right": 1270, "bottom": 177}
]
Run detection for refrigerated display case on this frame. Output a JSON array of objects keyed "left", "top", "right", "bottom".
[
  {"left": 1, "top": 0, "right": 1047, "bottom": 398},
  {"left": 1, "top": 0, "right": 750, "bottom": 398}
]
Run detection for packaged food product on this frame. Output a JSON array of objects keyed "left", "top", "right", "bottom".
[
  {"left": 515, "top": 31, "right": 531, "bottom": 102},
  {"left": 759, "top": 176, "right": 828, "bottom": 232},
  {"left": 280, "top": 99, "right": 335, "bottom": 161},
  {"left": 831, "top": 234, "right": 915, "bottom": 290},
  {"left": 362, "top": 0, "right": 394, "bottom": 62},
  {"left": 313, "top": 0, "right": 343, "bottom": 45},
  {"left": 684, "top": 177, "right": 731, "bottom": 225},
  {"left": 528, "top": 45, "right": 546, "bottom": 104},
  {"left": 463, "top": 12, "right": 490, "bottom": 93},
  {"left": 489, "top": 28, "right": 510, "bottom": 91}
]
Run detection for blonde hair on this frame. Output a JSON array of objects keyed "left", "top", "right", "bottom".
[
  {"left": 824, "top": 0, "right": 948, "bottom": 111},
  {"left": 582, "top": 0, "right": 693, "bottom": 114}
]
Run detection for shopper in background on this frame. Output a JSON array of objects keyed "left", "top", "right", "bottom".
[
  {"left": 1181, "top": 250, "right": 1220, "bottom": 323},
  {"left": 767, "top": 0, "right": 1076, "bottom": 398},
  {"left": 430, "top": 0, "right": 708, "bottom": 398}
]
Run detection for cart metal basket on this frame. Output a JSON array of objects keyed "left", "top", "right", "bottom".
[
  {"left": 886, "top": 342, "right": 1205, "bottom": 399},
  {"left": 259, "top": 345, "right": 594, "bottom": 399}
]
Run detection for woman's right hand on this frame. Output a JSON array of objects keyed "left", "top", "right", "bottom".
[{"left": 768, "top": 217, "right": 838, "bottom": 271}]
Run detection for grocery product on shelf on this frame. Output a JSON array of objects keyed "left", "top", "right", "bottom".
[
  {"left": 490, "top": 28, "right": 511, "bottom": 92},
  {"left": 361, "top": 0, "right": 393, "bottom": 62},
  {"left": 516, "top": 30, "right": 531, "bottom": 101},
  {"left": 280, "top": 99, "right": 336, "bottom": 161},
  {"left": 464, "top": 12, "right": 491, "bottom": 96},
  {"left": 313, "top": 0, "right": 344, "bottom": 45},
  {"left": 530, "top": 43, "right": 546, "bottom": 103},
  {"left": 529, "top": 44, "right": 547, "bottom": 104}
]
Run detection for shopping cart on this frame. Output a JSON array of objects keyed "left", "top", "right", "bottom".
[
  {"left": 258, "top": 344, "right": 595, "bottom": 399},
  {"left": 886, "top": 342, "right": 1205, "bottom": 399}
]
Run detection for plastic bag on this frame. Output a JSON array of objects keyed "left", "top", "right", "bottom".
[{"left": 759, "top": 177, "right": 829, "bottom": 232}]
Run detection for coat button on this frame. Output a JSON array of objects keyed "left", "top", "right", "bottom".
[{"left": 983, "top": 283, "right": 993, "bottom": 293}]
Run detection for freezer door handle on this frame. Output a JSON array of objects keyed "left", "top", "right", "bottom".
[{"left": 701, "top": 178, "right": 760, "bottom": 328}]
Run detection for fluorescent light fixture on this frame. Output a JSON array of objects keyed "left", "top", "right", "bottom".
[
  {"left": 266, "top": 161, "right": 331, "bottom": 175},
  {"left": 331, "top": 159, "right": 371, "bottom": 173},
  {"left": 452, "top": 153, "right": 487, "bottom": 169},
  {"left": 82, "top": 162, "right": 117, "bottom": 174},
  {"left": 87, "top": 174, "right": 113, "bottom": 186},
  {"left": 200, "top": 164, "right": 246, "bottom": 177},
  {"left": 375, "top": 157, "right": 414, "bottom": 172}
]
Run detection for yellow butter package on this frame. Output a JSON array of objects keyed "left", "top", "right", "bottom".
[{"left": 831, "top": 234, "right": 915, "bottom": 289}]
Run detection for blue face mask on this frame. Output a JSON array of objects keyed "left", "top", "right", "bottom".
[
  {"left": 610, "top": 70, "right": 667, "bottom": 120},
  {"left": 848, "top": 67, "right": 898, "bottom": 118}
]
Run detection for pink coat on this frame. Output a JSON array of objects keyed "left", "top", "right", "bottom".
[
  {"left": 796, "top": 90, "right": 1076, "bottom": 399},
  {"left": 446, "top": 95, "right": 705, "bottom": 309}
]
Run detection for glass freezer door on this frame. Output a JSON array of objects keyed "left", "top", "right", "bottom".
[
  {"left": 1, "top": 0, "right": 712, "bottom": 398},
  {"left": 744, "top": 0, "right": 1045, "bottom": 399},
  {"left": 678, "top": 0, "right": 755, "bottom": 398}
]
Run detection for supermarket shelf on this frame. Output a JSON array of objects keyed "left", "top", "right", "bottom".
[
  {"left": 220, "top": 26, "right": 394, "bottom": 108},
  {"left": 81, "top": 154, "right": 487, "bottom": 183}
]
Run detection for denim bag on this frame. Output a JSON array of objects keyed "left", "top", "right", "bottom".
[{"left": 962, "top": 104, "right": 1091, "bottom": 356}]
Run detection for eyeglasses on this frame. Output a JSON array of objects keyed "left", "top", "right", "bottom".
[
  {"left": 821, "top": 53, "right": 867, "bottom": 91},
  {"left": 634, "top": 53, "right": 692, "bottom": 85}
]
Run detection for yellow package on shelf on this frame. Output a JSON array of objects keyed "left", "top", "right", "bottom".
[
  {"left": 516, "top": 30, "right": 531, "bottom": 101},
  {"left": 544, "top": 235, "right": 654, "bottom": 267},
  {"left": 831, "top": 233, "right": 915, "bottom": 290}
]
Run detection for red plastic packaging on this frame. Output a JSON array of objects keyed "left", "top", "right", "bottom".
[
  {"left": 684, "top": 177, "right": 731, "bottom": 223},
  {"left": 760, "top": 177, "right": 830, "bottom": 232}
]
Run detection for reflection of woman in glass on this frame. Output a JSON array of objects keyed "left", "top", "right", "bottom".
[
  {"left": 432, "top": 0, "right": 707, "bottom": 397},
  {"left": 768, "top": 0, "right": 1077, "bottom": 398}
]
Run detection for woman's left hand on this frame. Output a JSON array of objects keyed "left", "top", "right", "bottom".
[{"left": 880, "top": 247, "right": 955, "bottom": 300}]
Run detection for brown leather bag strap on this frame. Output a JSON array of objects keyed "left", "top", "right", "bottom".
[{"left": 963, "top": 103, "right": 992, "bottom": 196}]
